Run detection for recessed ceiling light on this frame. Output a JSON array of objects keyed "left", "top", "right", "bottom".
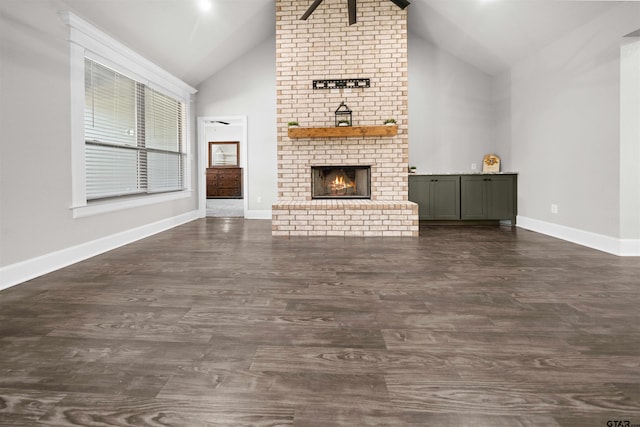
[{"left": 197, "top": 0, "right": 212, "bottom": 12}]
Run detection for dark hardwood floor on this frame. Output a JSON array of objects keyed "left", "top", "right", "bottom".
[{"left": 1, "top": 218, "right": 639, "bottom": 426}]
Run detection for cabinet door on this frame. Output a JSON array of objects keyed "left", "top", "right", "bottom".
[
  {"left": 461, "top": 176, "right": 487, "bottom": 219},
  {"left": 430, "top": 176, "right": 460, "bottom": 220},
  {"left": 408, "top": 176, "right": 430, "bottom": 220},
  {"left": 486, "top": 175, "right": 515, "bottom": 221},
  {"left": 461, "top": 175, "right": 517, "bottom": 222},
  {"left": 409, "top": 175, "right": 460, "bottom": 220}
]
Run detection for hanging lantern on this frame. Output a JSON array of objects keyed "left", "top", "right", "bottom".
[{"left": 335, "top": 101, "right": 352, "bottom": 127}]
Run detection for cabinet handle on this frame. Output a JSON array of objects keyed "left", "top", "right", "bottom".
[{"left": 431, "top": 179, "right": 438, "bottom": 182}]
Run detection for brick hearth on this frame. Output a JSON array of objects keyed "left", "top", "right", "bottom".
[{"left": 272, "top": 200, "right": 417, "bottom": 237}]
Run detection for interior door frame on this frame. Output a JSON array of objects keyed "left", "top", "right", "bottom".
[{"left": 197, "top": 116, "right": 248, "bottom": 217}]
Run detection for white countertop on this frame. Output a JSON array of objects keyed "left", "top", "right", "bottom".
[{"left": 409, "top": 172, "right": 518, "bottom": 176}]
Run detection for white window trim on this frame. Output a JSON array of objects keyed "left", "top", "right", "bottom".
[{"left": 61, "top": 11, "right": 197, "bottom": 218}]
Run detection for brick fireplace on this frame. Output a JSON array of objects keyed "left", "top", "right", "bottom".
[{"left": 272, "top": 0, "right": 418, "bottom": 236}]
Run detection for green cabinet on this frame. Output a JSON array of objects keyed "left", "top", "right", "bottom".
[
  {"left": 409, "top": 175, "right": 460, "bottom": 220},
  {"left": 409, "top": 173, "right": 517, "bottom": 224}
]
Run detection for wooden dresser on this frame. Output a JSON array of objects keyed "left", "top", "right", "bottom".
[{"left": 206, "top": 167, "right": 242, "bottom": 198}]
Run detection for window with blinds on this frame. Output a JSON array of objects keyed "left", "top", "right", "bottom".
[{"left": 84, "top": 58, "right": 186, "bottom": 201}]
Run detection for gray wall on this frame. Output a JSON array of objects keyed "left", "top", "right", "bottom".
[
  {"left": 620, "top": 36, "right": 640, "bottom": 242},
  {"left": 196, "top": 37, "right": 277, "bottom": 214},
  {"left": 408, "top": 34, "right": 498, "bottom": 174},
  {"left": 492, "top": 70, "right": 512, "bottom": 170},
  {"left": 0, "top": 1, "right": 199, "bottom": 268},
  {"left": 510, "top": 3, "right": 640, "bottom": 238}
]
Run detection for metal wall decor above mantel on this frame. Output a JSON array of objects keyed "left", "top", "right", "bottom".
[{"left": 313, "top": 79, "right": 370, "bottom": 90}]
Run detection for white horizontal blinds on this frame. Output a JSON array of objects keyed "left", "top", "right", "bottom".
[
  {"left": 85, "top": 145, "right": 141, "bottom": 198},
  {"left": 84, "top": 59, "right": 142, "bottom": 199},
  {"left": 84, "top": 59, "right": 137, "bottom": 146},
  {"left": 144, "top": 88, "right": 186, "bottom": 192},
  {"left": 83, "top": 58, "right": 186, "bottom": 200}
]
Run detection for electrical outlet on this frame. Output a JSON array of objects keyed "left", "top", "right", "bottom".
[
  {"left": 551, "top": 204, "right": 558, "bottom": 214},
  {"left": 257, "top": 196, "right": 262, "bottom": 204},
  {"left": 471, "top": 163, "right": 477, "bottom": 171}
]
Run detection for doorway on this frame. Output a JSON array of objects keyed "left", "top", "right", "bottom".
[{"left": 197, "top": 116, "right": 248, "bottom": 218}]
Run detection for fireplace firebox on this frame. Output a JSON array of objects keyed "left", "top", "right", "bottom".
[{"left": 311, "top": 166, "right": 371, "bottom": 199}]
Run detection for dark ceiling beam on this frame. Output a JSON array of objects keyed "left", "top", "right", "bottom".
[
  {"left": 301, "top": 0, "right": 410, "bottom": 25},
  {"left": 300, "top": 0, "right": 324, "bottom": 20},
  {"left": 348, "top": 0, "right": 357, "bottom": 25},
  {"left": 389, "top": 0, "right": 410, "bottom": 10}
]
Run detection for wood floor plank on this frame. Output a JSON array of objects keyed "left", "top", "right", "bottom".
[
  {"left": 206, "top": 324, "right": 387, "bottom": 348},
  {"left": 0, "top": 388, "right": 67, "bottom": 426},
  {"left": 157, "top": 370, "right": 390, "bottom": 409},
  {"left": 381, "top": 329, "right": 579, "bottom": 355},
  {"left": 47, "top": 320, "right": 214, "bottom": 344},
  {"left": 0, "top": 361, "right": 170, "bottom": 397},
  {"left": 293, "top": 406, "right": 562, "bottom": 427},
  {"left": 38, "top": 394, "right": 295, "bottom": 427},
  {"left": 250, "top": 346, "right": 461, "bottom": 377},
  {"left": 182, "top": 306, "right": 338, "bottom": 328},
  {"left": 385, "top": 378, "right": 640, "bottom": 416}
]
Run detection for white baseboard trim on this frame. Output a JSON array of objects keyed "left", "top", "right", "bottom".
[
  {"left": 517, "top": 216, "right": 640, "bottom": 257},
  {"left": 0, "top": 210, "right": 200, "bottom": 292},
  {"left": 620, "top": 238, "right": 640, "bottom": 257},
  {"left": 245, "top": 209, "right": 272, "bottom": 220}
]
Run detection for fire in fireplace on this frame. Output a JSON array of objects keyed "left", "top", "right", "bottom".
[{"left": 311, "top": 166, "right": 371, "bottom": 199}]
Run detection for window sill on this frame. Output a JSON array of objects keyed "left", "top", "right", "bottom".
[{"left": 71, "top": 190, "right": 192, "bottom": 218}]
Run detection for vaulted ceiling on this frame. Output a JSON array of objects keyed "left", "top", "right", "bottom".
[{"left": 56, "top": 0, "right": 625, "bottom": 86}]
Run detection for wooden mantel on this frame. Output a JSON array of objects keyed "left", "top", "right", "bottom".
[{"left": 288, "top": 125, "right": 398, "bottom": 138}]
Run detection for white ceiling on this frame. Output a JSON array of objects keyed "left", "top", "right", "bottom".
[
  {"left": 57, "top": 0, "right": 630, "bottom": 86},
  {"left": 409, "top": 0, "right": 622, "bottom": 75},
  {"left": 60, "top": 0, "right": 276, "bottom": 86}
]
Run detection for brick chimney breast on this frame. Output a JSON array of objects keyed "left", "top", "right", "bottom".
[{"left": 272, "top": 0, "right": 418, "bottom": 237}]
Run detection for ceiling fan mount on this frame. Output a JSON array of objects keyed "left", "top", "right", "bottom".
[{"left": 301, "top": 0, "right": 410, "bottom": 26}]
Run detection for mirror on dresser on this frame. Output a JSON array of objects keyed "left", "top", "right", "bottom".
[{"left": 207, "top": 141, "right": 242, "bottom": 198}]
